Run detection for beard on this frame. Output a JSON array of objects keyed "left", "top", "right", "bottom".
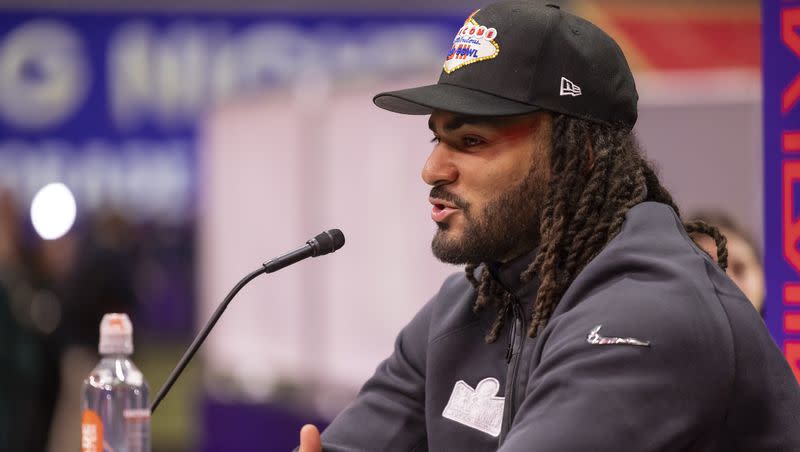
[{"left": 430, "top": 161, "right": 547, "bottom": 265}]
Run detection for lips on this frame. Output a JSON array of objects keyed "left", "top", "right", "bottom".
[{"left": 430, "top": 197, "right": 460, "bottom": 223}]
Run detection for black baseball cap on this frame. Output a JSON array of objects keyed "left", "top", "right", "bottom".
[{"left": 373, "top": 1, "right": 638, "bottom": 128}]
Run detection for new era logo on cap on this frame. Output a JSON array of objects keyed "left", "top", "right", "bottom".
[{"left": 560, "top": 77, "right": 582, "bottom": 97}]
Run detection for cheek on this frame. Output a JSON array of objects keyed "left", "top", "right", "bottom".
[
  {"left": 464, "top": 165, "right": 523, "bottom": 204},
  {"left": 729, "top": 260, "right": 765, "bottom": 303},
  {"left": 741, "top": 267, "right": 765, "bottom": 302},
  {"left": 529, "top": 159, "right": 550, "bottom": 193},
  {"left": 460, "top": 138, "right": 545, "bottom": 211},
  {"left": 492, "top": 152, "right": 539, "bottom": 189}
]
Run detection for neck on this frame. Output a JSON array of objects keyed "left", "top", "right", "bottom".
[{"left": 486, "top": 247, "right": 539, "bottom": 293}]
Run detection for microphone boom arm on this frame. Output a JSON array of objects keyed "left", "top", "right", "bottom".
[
  {"left": 150, "top": 266, "right": 266, "bottom": 413},
  {"left": 149, "top": 228, "right": 344, "bottom": 414}
]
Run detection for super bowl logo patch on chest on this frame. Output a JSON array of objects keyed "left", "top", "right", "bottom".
[{"left": 444, "top": 12, "right": 500, "bottom": 74}]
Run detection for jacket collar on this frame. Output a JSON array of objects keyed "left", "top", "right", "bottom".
[{"left": 485, "top": 248, "right": 539, "bottom": 306}]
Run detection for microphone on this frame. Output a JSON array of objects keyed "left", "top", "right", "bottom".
[
  {"left": 263, "top": 229, "right": 346, "bottom": 273},
  {"left": 150, "top": 229, "right": 345, "bottom": 413}
]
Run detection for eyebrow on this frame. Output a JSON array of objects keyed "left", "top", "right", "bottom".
[{"left": 427, "top": 114, "right": 515, "bottom": 133}]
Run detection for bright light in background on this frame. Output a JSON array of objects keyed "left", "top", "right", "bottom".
[{"left": 30, "top": 182, "right": 77, "bottom": 240}]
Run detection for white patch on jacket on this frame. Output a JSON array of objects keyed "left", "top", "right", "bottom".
[{"left": 442, "top": 377, "right": 505, "bottom": 437}]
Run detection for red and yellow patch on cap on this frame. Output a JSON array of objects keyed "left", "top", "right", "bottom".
[{"left": 443, "top": 11, "right": 500, "bottom": 74}]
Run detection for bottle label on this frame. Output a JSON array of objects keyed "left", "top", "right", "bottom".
[
  {"left": 124, "top": 408, "right": 151, "bottom": 451},
  {"left": 81, "top": 409, "right": 103, "bottom": 452},
  {"left": 123, "top": 408, "right": 151, "bottom": 421}
]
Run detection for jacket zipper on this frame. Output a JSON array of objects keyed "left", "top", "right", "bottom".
[
  {"left": 499, "top": 295, "right": 525, "bottom": 444},
  {"left": 505, "top": 309, "right": 517, "bottom": 363}
]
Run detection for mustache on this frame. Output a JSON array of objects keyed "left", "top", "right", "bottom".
[{"left": 429, "top": 187, "right": 469, "bottom": 210}]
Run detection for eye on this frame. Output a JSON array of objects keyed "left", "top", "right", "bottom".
[
  {"left": 430, "top": 135, "right": 440, "bottom": 144},
  {"left": 462, "top": 135, "right": 485, "bottom": 147}
]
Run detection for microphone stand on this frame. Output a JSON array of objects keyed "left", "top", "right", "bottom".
[
  {"left": 149, "top": 228, "right": 344, "bottom": 414},
  {"left": 150, "top": 267, "right": 265, "bottom": 413}
]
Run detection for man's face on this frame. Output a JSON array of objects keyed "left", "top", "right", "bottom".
[{"left": 423, "top": 110, "right": 552, "bottom": 264}]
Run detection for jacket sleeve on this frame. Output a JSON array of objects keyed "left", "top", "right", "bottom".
[
  {"left": 497, "top": 280, "right": 731, "bottom": 452},
  {"left": 318, "top": 298, "right": 434, "bottom": 452}
]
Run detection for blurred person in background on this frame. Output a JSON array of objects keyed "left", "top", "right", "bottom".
[
  {"left": 0, "top": 189, "right": 60, "bottom": 452},
  {"left": 298, "top": 1, "right": 800, "bottom": 450},
  {"left": 689, "top": 211, "right": 765, "bottom": 313},
  {"left": 0, "top": 191, "right": 141, "bottom": 451}
]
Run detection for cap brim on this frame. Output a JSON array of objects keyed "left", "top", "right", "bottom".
[{"left": 373, "top": 83, "right": 541, "bottom": 117}]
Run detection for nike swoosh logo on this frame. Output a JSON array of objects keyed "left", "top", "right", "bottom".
[{"left": 586, "top": 325, "right": 650, "bottom": 347}]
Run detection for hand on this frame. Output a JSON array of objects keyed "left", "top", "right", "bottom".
[{"left": 299, "top": 424, "right": 322, "bottom": 452}]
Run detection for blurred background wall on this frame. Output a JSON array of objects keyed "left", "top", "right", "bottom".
[{"left": 0, "top": 0, "right": 762, "bottom": 451}]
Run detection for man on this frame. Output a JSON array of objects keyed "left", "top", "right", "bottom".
[{"left": 299, "top": 1, "right": 800, "bottom": 450}]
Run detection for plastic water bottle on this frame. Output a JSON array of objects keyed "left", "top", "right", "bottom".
[{"left": 81, "top": 313, "right": 151, "bottom": 452}]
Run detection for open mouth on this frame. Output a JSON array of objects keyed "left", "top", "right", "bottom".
[{"left": 430, "top": 201, "right": 459, "bottom": 222}]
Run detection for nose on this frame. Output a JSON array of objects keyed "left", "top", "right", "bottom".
[{"left": 421, "top": 143, "right": 458, "bottom": 187}]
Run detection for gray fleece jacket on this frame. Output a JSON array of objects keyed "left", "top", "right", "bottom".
[{"left": 317, "top": 202, "right": 800, "bottom": 451}]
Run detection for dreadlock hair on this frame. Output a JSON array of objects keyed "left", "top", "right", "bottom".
[{"left": 465, "top": 113, "right": 728, "bottom": 343}]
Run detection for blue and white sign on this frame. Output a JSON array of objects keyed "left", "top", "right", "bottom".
[
  {"left": 0, "top": 11, "right": 461, "bottom": 337},
  {"left": 0, "top": 12, "right": 459, "bottom": 223}
]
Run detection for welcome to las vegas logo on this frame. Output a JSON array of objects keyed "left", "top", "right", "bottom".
[{"left": 443, "top": 12, "right": 500, "bottom": 74}]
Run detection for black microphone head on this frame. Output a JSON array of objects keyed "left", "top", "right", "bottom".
[{"left": 308, "top": 229, "right": 345, "bottom": 256}]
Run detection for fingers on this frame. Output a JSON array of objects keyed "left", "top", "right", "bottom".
[{"left": 299, "top": 424, "right": 322, "bottom": 452}]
